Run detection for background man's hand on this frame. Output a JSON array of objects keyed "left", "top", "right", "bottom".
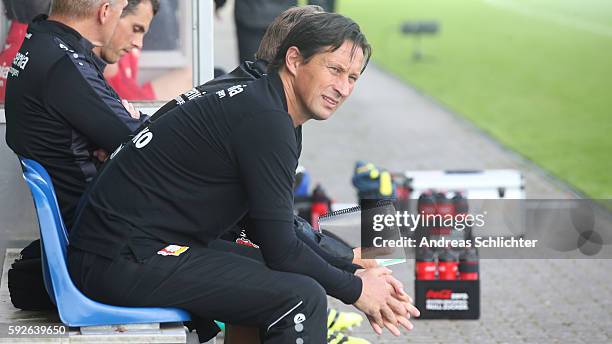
[
  {"left": 93, "top": 149, "right": 108, "bottom": 162},
  {"left": 122, "top": 99, "right": 140, "bottom": 119}
]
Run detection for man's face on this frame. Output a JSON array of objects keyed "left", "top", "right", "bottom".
[
  {"left": 100, "top": 0, "right": 128, "bottom": 46},
  {"left": 293, "top": 40, "right": 365, "bottom": 121},
  {"left": 100, "top": 1, "right": 154, "bottom": 64}
]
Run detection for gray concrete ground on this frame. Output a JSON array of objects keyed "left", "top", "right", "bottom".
[
  {"left": 0, "top": 1, "right": 610, "bottom": 343},
  {"left": 328, "top": 259, "right": 612, "bottom": 344}
]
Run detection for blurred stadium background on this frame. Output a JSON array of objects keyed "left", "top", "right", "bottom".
[{"left": 338, "top": 0, "right": 611, "bottom": 200}]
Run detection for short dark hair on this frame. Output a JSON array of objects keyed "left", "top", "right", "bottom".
[
  {"left": 255, "top": 5, "right": 324, "bottom": 62},
  {"left": 268, "top": 12, "right": 372, "bottom": 74},
  {"left": 122, "top": 0, "right": 160, "bottom": 17},
  {"left": 2, "top": 0, "right": 51, "bottom": 23}
]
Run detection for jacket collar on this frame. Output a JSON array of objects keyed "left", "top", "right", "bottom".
[
  {"left": 269, "top": 71, "right": 288, "bottom": 113},
  {"left": 32, "top": 15, "right": 94, "bottom": 50},
  {"left": 30, "top": 15, "right": 106, "bottom": 71}
]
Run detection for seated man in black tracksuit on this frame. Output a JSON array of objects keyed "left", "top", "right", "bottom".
[
  {"left": 5, "top": 0, "right": 145, "bottom": 230},
  {"left": 158, "top": 8, "right": 377, "bottom": 341},
  {"left": 151, "top": 7, "right": 377, "bottom": 340},
  {"left": 149, "top": 5, "right": 376, "bottom": 273},
  {"left": 68, "top": 12, "right": 418, "bottom": 344},
  {"left": 3, "top": 0, "right": 147, "bottom": 310}
]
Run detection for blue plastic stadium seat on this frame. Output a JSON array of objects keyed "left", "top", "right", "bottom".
[{"left": 19, "top": 157, "right": 191, "bottom": 327}]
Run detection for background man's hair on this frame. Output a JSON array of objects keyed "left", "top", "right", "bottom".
[
  {"left": 2, "top": 0, "right": 51, "bottom": 23},
  {"left": 50, "top": 0, "right": 116, "bottom": 19},
  {"left": 255, "top": 5, "right": 324, "bottom": 62},
  {"left": 268, "top": 12, "right": 372, "bottom": 73},
  {"left": 121, "top": 0, "right": 160, "bottom": 18}
]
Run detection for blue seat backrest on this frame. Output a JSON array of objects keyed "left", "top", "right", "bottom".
[{"left": 18, "top": 157, "right": 191, "bottom": 327}]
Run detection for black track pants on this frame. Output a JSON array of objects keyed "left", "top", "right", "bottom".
[{"left": 68, "top": 244, "right": 328, "bottom": 343}]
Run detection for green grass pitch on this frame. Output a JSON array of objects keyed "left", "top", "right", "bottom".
[{"left": 339, "top": 0, "right": 612, "bottom": 199}]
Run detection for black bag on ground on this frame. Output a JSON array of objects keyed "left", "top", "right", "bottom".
[{"left": 7, "top": 239, "right": 55, "bottom": 311}]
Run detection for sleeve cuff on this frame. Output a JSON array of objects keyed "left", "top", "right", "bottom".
[
  {"left": 340, "top": 274, "right": 363, "bottom": 305},
  {"left": 346, "top": 263, "right": 362, "bottom": 274}
]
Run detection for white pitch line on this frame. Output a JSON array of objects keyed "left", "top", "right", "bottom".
[{"left": 483, "top": 0, "right": 612, "bottom": 38}]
